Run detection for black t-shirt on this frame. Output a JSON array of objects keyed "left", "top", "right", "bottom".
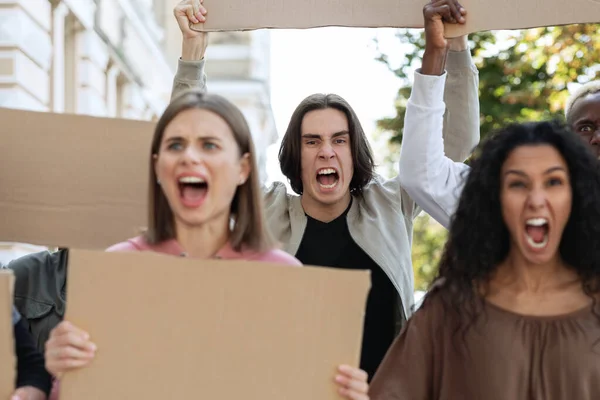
[{"left": 295, "top": 200, "right": 397, "bottom": 381}]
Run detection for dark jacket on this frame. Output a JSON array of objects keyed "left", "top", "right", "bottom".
[
  {"left": 3, "top": 249, "right": 68, "bottom": 353},
  {"left": 13, "top": 306, "right": 52, "bottom": 395}
]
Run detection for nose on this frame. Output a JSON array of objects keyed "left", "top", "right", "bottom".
[
  {"left": 527, "top": 187, "right": 547, "bottom": 210},
  {"left": 318, "top": 142, "right": 335, "bottom": 160},
  {"left": 181, "top": 146, "right": 201, "bottom": 165}
]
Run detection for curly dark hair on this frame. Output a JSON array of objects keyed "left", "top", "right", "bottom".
[{"left": 423, "top": 120, "right": 600, "bottom": 331}]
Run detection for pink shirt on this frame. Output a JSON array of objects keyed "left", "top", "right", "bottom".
[
  {"left": 48, "top": 236, "right": 300, "bottom": 400},
  {"left": 105, "top": 235, "right": 302, "bottom": 265}
]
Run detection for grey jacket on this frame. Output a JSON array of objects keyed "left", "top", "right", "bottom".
[
  {"left": 3, "top": 249, "right": 68, "bottom": 352},
  {"left": 171, "top": 50, "right": 480, "bottom": 327}
]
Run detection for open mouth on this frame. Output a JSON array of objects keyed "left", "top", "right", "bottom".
[
  {"left": 316, "top": 168, "right": 339, "bottom": 189},
  {"left": 178, "top": 176, "right": 208, "bottom": 207},
  {"left": 524, "top": 217, "right": 549, "bottom": 249}
]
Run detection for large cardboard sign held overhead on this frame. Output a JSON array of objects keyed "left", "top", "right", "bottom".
[
  {"left": 0, "top": 107, "right": 153, "bottom": 250},
  {"left": 189, "top": 0, "right": 600, "bottom": 36},
  {"left": 60, "top": 250, "right": 370, "bottom": 400},
  {"left": 445, "top": 0, "right": 600, "bottom": 37},
  {"left": 0, "top": 270, "right": 16, "bottom": 399}
]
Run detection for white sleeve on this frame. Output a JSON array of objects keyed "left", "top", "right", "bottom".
[{"left": 397, "top": 71, "right": 472, "bottom": 229}]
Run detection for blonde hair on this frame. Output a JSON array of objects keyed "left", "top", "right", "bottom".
[{"left": 145, "top": 89, "right": 275, "bottom": 253}]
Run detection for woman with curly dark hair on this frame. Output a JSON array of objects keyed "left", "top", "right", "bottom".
[{"left": 369, "top": 120, "right": 600, "bottom": 399}]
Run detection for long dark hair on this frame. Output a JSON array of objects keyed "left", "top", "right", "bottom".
[{"left": 423, "top": 120, "right": 600, "bottom": 331}]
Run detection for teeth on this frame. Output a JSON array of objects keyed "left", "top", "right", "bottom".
[
  {"left": 179, "top": 176, "right": 205, "bottom": 183},
  {"left": 525, "top": 233, "right": 548, "bottom": 249},
  {"left": 524, "top": 217, "right": 549, "bottom": 249},
  {"left": 526, "top": 218, "right": 548, "bottom": 226},
  {"left": 319, "top": 182, "right": 337, "bottom": 189},
  {"left": 318, "top": 168, "right": 336, "bottom": 175}
]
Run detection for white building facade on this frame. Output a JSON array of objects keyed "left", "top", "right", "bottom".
[{"left": 0, "top": 0, "right": 277, "bottom": 262}]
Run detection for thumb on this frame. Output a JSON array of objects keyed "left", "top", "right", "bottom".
[{"left": 11, "top": 388, "right": 26, "bottom": 400}]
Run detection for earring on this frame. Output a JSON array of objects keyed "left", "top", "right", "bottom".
[{"left": 157, "top": 179, "right": 161, "bottom": 185}]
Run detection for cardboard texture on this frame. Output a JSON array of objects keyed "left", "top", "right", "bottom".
[
  {"left": 190, "top": 0, "right": 600, "bottom": 36},
  {"left": 445, "top": 0, "right": 600, "bottom": 37},
  {"left": 60, "top": 250, "right": 370, "bottom": 400},
  {"left": 0, "top": 270, "right": 15, "bottom": 399},
  {"left": 0, "top": 107, "right": 154, "bottom": 250}
]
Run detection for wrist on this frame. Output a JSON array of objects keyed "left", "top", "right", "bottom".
[
  {"left": 421, "top": 47, "right": 448, "bottom": 76},
  {"left": 181, "top": 38, "right": 205, "bottom": 61},
  {"left": 447, "top": 35, "right": 468, "bottom": 52}
]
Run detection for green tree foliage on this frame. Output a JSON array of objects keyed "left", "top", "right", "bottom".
[
  {"left": 411, "top": 214, "right": 447, "bottom": 291},
  {"left": 375, "top": 24, "right": 600, "bottom": 289}
]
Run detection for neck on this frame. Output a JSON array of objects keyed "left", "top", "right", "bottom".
[
  {"left": 301, "top": 191, "right": 352, "bottom": 222},
  {"left": 494, "top": 247, "right": 575, "bottom": 294},
  {"left": 174, "top": 215, "right": 230, "bottom": 259}
]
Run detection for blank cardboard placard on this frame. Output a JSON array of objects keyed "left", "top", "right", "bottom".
[
  {"left": 191, "top": 0, "right": 422, "bottom": 31},
  {"left": 0, "top": 270, "right": 15, "bottom": 399},
  {"left": 446, "top": 0, "right": 600, "bottom": 37},
  {"left": 60, "top": 250, "right": 370, "bottom": 400},
  {"left": 190, "top": 0, "right": 600, "bottom": 36},
  {"left": 0, "top": 107, "right": 153, "bottom": 250}
]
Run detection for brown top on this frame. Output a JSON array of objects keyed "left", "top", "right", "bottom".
[{"left": 369, "top": 295, "right": 600, "bottom": 400}]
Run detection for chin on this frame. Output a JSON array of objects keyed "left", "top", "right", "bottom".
[
  {"left": 519, "top": 243, "right": 560, "bottom": 265},
  {"left": 314, "top": 191, "right": 347, "bottom": 205},
  {"left": 174, "top": 210, "right": 209, "bottom": 227},
  {"left": 523, "top": 254, "right": 555, "bottom": 265}
]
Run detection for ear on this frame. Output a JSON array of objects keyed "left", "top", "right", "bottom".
[{"left": 238, "top": 153, "right": 251, "bottom": 185}]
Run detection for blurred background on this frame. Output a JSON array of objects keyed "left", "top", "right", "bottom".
[{"left": 1, "top": 0, "right": 599, "bottom": 297}]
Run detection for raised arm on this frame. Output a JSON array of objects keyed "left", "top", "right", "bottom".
[
  {"left": 443, "top": 36, "right": 479, "bottom": 162},
  {"left": 171, "top": 0, "right": 209, "bottom": 100},
  {"left": 398, "top": 0, "right": 477, "bottom": 229}
]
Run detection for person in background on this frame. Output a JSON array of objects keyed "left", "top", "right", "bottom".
[
  {"left": 171, "top": 0, "right": 480, "bottom": 380},
  {"left": 11, "top": 306, "right": 52, "bottom": 400},
  {"left": 3, "top": 250, "right": 67, "bottom": 354},
  {"left": 565, "top": 80, "right": 600, "bottom": 159},
  {"left": 44, "top": 90, "right": 370, "bottom": 400}
]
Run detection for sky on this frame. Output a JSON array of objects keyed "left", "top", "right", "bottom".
[{"left": 265, "top": 27, "right": 409, "bottom": 185}]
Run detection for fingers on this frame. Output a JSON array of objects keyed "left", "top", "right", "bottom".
[
  {"left": 13, "top": 386, "right": 49, "bottom": 400},
  {"left": 425, "top": 0, "right": 466, "bottom": 24},
  {"left": 45, "top": 321, "right": 96, "bottom": 376},
  {"left": 51, "top": 320, "right": 89, "bottom": 339},
  {"left": 424, "top": 3, "right": 452, "bottom": 23},
  {"left": 335, "top": 365, "right": 369, "bottom": 400},
  {"left": 443, "top": 0, "right": 465, "bottom": 23},
  {"left": 50, "top": 321, "right": 94, "bottom": 349},
  {"left": 175, "top": 0, "right": 207, "bottom": 24},
  {"left": 338, "top": 364, "right": 369, "bottom": 381}
]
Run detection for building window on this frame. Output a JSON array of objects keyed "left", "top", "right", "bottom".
[
  {"left": 63, "top": 13, "right": 80, "bottom": 114},
  {"left": 50, "top": 3, "right": 80, "bottom": 113}
]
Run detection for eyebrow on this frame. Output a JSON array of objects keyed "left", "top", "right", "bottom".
[
  {"left": 574, "top": 117, "right": 596, "bottom": 125},
  {"left": 301, "top": 131, "right": 350, "bottom": 139},
  {"left": 504, "top": 166, "right": 566, "bottom": 177},
  {"left": 165, "top": 135, "right": 222, "bottom": 142}
]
